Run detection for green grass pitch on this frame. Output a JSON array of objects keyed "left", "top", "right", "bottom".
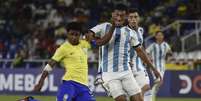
[{"left": 0, "top": 95, "right": 200, "bottom": 101}]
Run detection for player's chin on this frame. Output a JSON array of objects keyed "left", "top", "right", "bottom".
[{"left": 71, "top": 41, "right": 79, "bottom": 45}]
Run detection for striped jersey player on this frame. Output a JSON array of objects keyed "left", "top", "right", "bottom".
[
  {"left": 146, "top": 31, "right": 172, "bottom": 101},
  {"left": 90, "top": 22, "right": 142, "bottom": 99},
  {"left": 146, "top": 31, "right": 172, "bottom": 78}
]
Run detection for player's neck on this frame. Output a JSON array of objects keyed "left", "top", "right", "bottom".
[
  {"left": 156, "top": 40, "right": 163, "bottom": 44},
  {"left": 67, "top": 40, "right": 80, "bottom": 46}
]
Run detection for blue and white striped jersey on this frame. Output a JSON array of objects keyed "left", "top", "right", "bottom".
[
  {"left": 90, "top": 22, "right": 140, "bottom": 73},
  {"left": 146, "top": 42, "right": 171, "bottom": 72},
  {"left": 130, "top": 27, "right": 145, "bottom": 72}
]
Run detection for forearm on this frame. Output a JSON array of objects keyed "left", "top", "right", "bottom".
[
  {"left": 38, "top": 71, "right": 49, "bottom": 84},
  {"left": 136, "top": 47, "right": 155, "bottom": 70},
  {"left": 37, "top": 60, "right": 56, "bottom": 84},
  {"left": 96, "top": 25, "right": 115, "bottom": 46}
]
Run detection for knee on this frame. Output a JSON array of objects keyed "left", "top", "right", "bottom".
[
  {"left": 115, "top": 95, "right": 126, "bottom": 101},
  {"left": 130, "top": 93, "right": 143, "bottom": 101},
  {"left": 142, "top": 84, "right": 151, "bottom": 94}
]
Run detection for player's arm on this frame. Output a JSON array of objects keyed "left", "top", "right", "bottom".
[
  {"left": 167, "top": 48, "right": 173, "bottom": 56},
  {"left": 86, "top": 24, "right": 115, "bottom": 46},
  {"left": 166, "top": 43, "right": 173, "bottom": 59},
  {"left": 131, "top": 35, "right": 162, "bottom": 83},
  {"left": 141, "top": 45, "right": 153, "bottom": 62},
  {"left": 135, "top": 46, "right": 162, "bottom": 82},
  {"left": 33, "top": 59, "right": 57, "bottom": 92},
  {"left": 85, "top": 13, "right": 117, "bottom": 47},
  {"left": 33, "top": 46, "right": 65, "bottom": 92}
]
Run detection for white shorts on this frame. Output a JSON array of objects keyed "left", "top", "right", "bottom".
[
  {"left": 133, "top": 70, "right": 150, "bottom": 88},
  {"left": 102, "top": 71, "right": 141, "bottom": 99}
]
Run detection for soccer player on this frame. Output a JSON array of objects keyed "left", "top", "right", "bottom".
[
  {"left": 128, "top": 8, "right": 152, "bottom": 101},
  {"left": 33, "top": 21, "right": 116, "bottom": 101},
  {"left": 90, "top": 4, "right": 162, "bottom": 101},
  {"left": 146, "top": 31, "right": 172, "bottom": 101}
]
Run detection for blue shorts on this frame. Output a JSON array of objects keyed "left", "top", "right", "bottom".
[{"left": 57, "top": 80, "right": 96, "bottom": 101}]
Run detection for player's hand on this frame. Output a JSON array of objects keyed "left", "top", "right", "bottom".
[
  {"left": 94, "top": 73, "right": 104, "bottom": 86},
  {"left": 152, "top": 68, "right": 163, "bottom": 85},
  {"left": 33, "top": 82, "right": 43, "bottom": 92},
  {"left": 111, "top": 12, "right": 118, "bottom": 27},
  {"left": 111, "top": 12, "right": 116, "bottom": 26}
]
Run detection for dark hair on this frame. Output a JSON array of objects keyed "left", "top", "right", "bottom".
[
  {"left": 66, "top": 22, "right": 82, "bottom": 32},
  {"left": 128, "top": 8, "right": 140, "bottom": 15},
  {"left": 113, "top": 4, "right": 127, "bottom": 11}
]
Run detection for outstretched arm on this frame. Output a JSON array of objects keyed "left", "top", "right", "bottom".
[{"left": 33, "top": 59, "right": 57, "bottom": 92}]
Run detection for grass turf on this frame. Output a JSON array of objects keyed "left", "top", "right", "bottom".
[{"left": 0, "top": 95, "right": 200, "bottom": 101}]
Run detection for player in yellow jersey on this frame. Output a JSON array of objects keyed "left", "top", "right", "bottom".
[{"left": 33, "top": 21, "right": 116, "bottom": 101}]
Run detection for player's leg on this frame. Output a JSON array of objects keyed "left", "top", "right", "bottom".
[
  {"left": 75, "top": 89, "right": 96, "bottom": 101},
  {"left": 103, "top": 79, "right": 127, "bottom": 101},
  {"left": 75, "top": 82, "right": 96, "bottom": 101},
  {"left": 135, "top": 70, "right": 152, "bottom": 101},
  {"left": 151, "top": 83, "right": 160, "bottom": 101},
  {"left": 151, "top": 71, "right": 165, "bottom": 101},
  {"left": 122, "top": 73, "right": 143, "bottom": 101},
  {"left": 57, "top": 81, "right": 75, "bottom": 101},
  {"left": 143, "top": 86, "right": 152, "bottom": 101},
  {"left": 76, "top": 92, "right": 96, "bottom": 101}
]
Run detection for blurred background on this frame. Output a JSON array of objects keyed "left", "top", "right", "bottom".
[{"left": 0, "top": 0, "right": 201, "bottom": 101}]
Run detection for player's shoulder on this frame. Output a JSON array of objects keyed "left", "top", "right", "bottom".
[
  {"left": 97, "top": 22, "right": 111, "bottom": 27},
  {"left": 138, "top": 27, "right": 144, "bottom": 34},
  {"left": 54, "top": 41, "right": 69, "bottom": 54},
  {"left": 122, "top": 26, "right": 134, "bottom": 34},
  {"left": 80, "top": 39, "right": 88, "bottom": 45},
  {"left": 79, "top": 39, "right": 91, "bottom": 48},
  {"left": 122, "top": 26, "right": 132, "bottom": 31},
  {"left": 163, "top": 41, "right": 170, "bottom": 46},
  {"left": 148, "top": 42, "right": 156, "bottom": 47},
  {"left": 58, "top": 41, "right": 69, "bottom": 49},
  {"left": 153, "top": 42, "right": 158, "bottom": 46},
  {"left": 123, "top": 26, "right": 138, "bottom": 38}
]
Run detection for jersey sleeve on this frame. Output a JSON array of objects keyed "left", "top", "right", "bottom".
[
  {"left": 165, "top": 42, "right": 171, "bottom": 52},
  {"left": 138, "top": 27, "right": 144, "bottom": 44},
  {"left": 90, "top": 22, "right": 111, "bottom": 38},
  {"left": 138, "top": 27, "right": 144, "bottom": 35},
  {"left": 130, "top": 30, "right": 141, "bottom": 47},
  {"left": 51, "top": 46, "right": 66, "bottom": 62}
]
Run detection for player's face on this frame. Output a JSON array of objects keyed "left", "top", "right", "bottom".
[
  {"left": 128, "top": 12, "right": 140, "bottom": 28},
  {"left": 67, "top": 30, "right": 81, "bottom": 45},
  {"left": 155, "top": 32, "right": 164, "bottom": 42},
  {"left": 113, "top": 10, "right": 126, "bottom": 26}
]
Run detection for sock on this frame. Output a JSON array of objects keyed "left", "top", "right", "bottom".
[
  {"left": 144, "top": 90, "right": 152, "bottom": 101},
  {"left": 151, "top": 84, "right": 160, "bottom": 101}
]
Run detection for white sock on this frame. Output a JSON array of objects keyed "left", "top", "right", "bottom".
[
  {"left": 151, "top": 84, "right": 160, "bottom": 101},
  {"left": 144, "top": 90, "right": 152, "bottom": 101}
]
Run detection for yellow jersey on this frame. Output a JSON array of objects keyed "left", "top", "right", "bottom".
[{"left": 52, "top": 40, "right": 91, "bottom": 86}]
